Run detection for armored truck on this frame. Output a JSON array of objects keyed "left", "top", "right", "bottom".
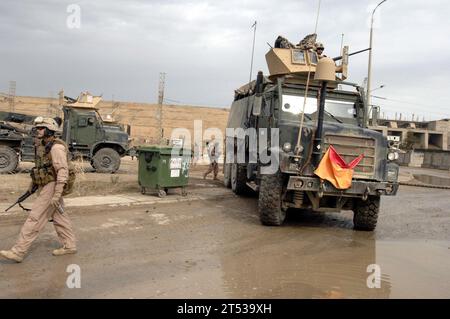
[
  {"left": 0, "top": 92, "right": 131, "bottom": 174},
  {"left": 223, "top": 38, "right": 399, "bottom": 230}
]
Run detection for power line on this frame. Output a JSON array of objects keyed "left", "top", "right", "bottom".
[
  {"left": 372, "top": 95, "right": 450, "bottom": 112},
  {"left": 376, "top": 104, "right": 448, "bottom": 118}
]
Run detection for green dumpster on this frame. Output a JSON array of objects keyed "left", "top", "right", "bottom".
[{"left": 137, "top": 146, "right": 191, "bottom": 197}]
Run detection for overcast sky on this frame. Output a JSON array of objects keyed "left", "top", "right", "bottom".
[{"left": 1, "top": 0, "right": 449, "bottom": 120}]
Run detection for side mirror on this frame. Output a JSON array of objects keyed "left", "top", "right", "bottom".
[{"left": 252, "top": 95, "right": 262, "bottom": 116}]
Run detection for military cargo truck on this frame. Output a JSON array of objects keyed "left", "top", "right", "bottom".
[
  {"left": 0, "top": 92, "right": 132, "bottom": 173},
  {"left": 223, "top": 37, "right": 399, "bottom": 230}
]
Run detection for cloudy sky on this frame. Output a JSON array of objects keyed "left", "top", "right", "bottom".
[{"left": 1, "top": 0, "right": 449, "bottom": 120}]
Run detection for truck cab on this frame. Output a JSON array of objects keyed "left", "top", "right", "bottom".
[
  {"left": 0, "top": 92, "right": 132, "bottom": 174},
  {"left": 61, "top": 92, "right": 131, "bottom": 173}
]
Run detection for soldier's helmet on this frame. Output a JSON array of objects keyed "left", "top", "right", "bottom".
[
  {"left": 315, "top": 42, "right": 325, "bottom": 50},
  {"left": 34, "top": 116, "right": 59, "bottom": 132}
]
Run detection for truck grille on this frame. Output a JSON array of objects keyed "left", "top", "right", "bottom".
[{"left": 323, "top": 134, "right": 376, "bottom": 178}]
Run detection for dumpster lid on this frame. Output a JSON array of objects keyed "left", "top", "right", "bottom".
[{"left": 137, "top": 145, "right": 191, "bottom": 155}]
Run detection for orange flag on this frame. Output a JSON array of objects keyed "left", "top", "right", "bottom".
[{"left": 314, "top": 145, "right": 364, "bottom": 190}]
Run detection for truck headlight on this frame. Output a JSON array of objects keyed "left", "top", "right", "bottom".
[
  {"left": 387, "top": 151, "right": 398, "bottom": 161},
  {"left": 283, "top": 142, "right": 292, "bottom": 153}
]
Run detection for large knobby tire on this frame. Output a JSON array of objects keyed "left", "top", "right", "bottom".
[
  {"left": 0, "top": 146, "right": 19, "bottom": 174},
  {"left": 231, "top": 163, "right": 247, "bottom": 195},
  {"left": 258, "top": 171, "right": 286, "bottom": 226},
  {"left": 92, "top": 148, "right": 121, "bottom": 173},
  {"left": 223, "top": 163, "right": 231, "bottom": 188},
  {"left": 353, "top": 196, "right": 380, "bottom": 231}
]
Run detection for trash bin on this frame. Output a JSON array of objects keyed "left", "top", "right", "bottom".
[{"left": 137, "top": 146, "right": 191, "bottom": 197}]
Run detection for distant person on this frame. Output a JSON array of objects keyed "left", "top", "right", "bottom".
[
  {"left": 192, "top": 142, "right": 200, "bottom": 167},
  {"left": 203, "top": 136, "right": 220, "bottom": 180}
]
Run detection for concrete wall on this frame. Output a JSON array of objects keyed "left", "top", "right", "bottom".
[
  {"left": 398, "top": 149, "right": 450, "bottom": 170},
  {"left": 428, "top": 120, "right": 450, "bottom": 132},
  {"left": 0, "top": 95, "right": 231, "bottom": 145},
  {"left": 370, "top": 124, "right": 448, "bottom": 151}
]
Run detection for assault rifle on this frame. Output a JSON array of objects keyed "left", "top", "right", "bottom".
[{"left": 5, "top": 184, "right": 39, "bottom": 212}]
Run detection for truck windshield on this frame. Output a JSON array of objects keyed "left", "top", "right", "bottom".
[
  {"left": 95, "top": 110, "right": 104, "bottom": 124},
  {"left": 281, "top": 94, "right": 357, "bottom": 123}
]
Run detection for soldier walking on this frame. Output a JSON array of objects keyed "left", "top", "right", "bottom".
[
  {"left": 0, "top": 117, "right": 77, "bottom": 263},
  {"left": 203, "top": 136, "right": 220, "bottom": 180}
]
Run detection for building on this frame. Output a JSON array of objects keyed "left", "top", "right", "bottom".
[{"left": 369, "top": 119, "right": 449, "bottom": 151}]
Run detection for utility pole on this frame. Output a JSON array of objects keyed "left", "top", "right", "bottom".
[
  {"left": 157, "top": 72, "right": 166, "bottom": 144},
  {"left": 366, "top": 0, "right": 387, "bottom": 110},
  {"left": 8, "top": 80, "right": 16, "bottom": 112}
]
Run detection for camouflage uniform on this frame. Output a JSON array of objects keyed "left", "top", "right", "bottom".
[
  {"left": 275, "top": 35, "right": 295, "bottom": 49},
  {"left": 203, "top": 140, "right": 220, "bottom": 180},
  {"left": 0, "top": 118, "right": 76, "bottom": 263}
]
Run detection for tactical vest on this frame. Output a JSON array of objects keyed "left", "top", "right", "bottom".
[{"left": 30, "top": 138, "right": 76, "bottom": 196}]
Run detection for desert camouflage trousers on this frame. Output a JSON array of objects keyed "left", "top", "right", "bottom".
[{"left": 11, "top": 181, "right": 76, "bottom": 257}]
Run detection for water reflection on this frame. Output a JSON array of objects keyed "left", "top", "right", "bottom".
[{"left": 220, "top": 210, "right": 391, "bottom": 298}]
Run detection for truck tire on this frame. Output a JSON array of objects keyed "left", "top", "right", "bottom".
[
  {"left": 231, "top": 163, "right": 247, "bottom": 195},
  {"left": 0, "top": 146, "right": 19, "bottom": 174},
  {"left": 92, "top": 148, "right": 121, "bottom": 173},
  {"left": 353, "top": 196, "right": 380, "bottom": 231},
  {"left": 258, "top": 171, "right": 286, "bottom": 226},
  {"left": 223, "top": 163, "right": 231, "bottom": 188}
]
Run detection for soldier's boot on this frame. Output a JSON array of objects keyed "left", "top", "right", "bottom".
[
  {"left": 0, "top": 250, "right": 23, "bottom": 263},
  {"left": 52, "top": 246, "right": 77, "bottom": 256}
]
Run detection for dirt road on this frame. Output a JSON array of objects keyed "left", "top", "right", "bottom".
[{"left": 1, "top": 170, "right": 449, "bottom": 298}]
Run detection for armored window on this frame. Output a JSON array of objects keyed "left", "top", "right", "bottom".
[
  {"left": 308, "top": 51, "right": 318, "bottom": 65},
  {"left": 291, "top": 49, "right": 306, "bottom": 64}
]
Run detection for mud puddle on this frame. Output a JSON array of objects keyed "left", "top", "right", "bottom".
[
  {"left": 413, "top": 174, "right": 450, "bottom": 187},
  {"left": 218, "top": 227, "right": 450, "bottom": 298}
]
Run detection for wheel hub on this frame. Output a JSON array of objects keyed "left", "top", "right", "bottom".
[
  {"left": 0, "top": 155, "right": 9, "bottom": 168},
  {"left": 101, "top": 156, "right": 112, "bottom": 167}
]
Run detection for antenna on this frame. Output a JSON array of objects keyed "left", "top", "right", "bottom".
[
  {"left": 295, "top": 0, "right": 322, "bottom": 157},
  {"left": 248, "top": 21, "right": 257, "bottom": 85},
  {"left": 314, "top": 0, "right": 322, "bottom": 34}
]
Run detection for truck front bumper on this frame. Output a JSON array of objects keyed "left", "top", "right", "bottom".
[{"left": 286, "top": 176, "right": 399, "bottom": 197}]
